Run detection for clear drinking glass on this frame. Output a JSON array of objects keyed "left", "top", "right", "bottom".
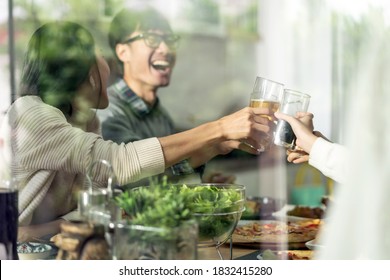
[
  {"left": 274, "top": 89, "right": 311, "bottom": 149},
  {"left": 78, "top": 160, "right": 120, "bottom": 226},
  {"left": 248, "top": 76, "right": 284, "bottom": 152}
]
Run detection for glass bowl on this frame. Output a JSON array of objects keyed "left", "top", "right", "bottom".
[
  {"left": 179, "top": 183, "right": 246, "bottom": 247},
  {"left": 119, "top": 182, "right": 245, "bottom": 259}
]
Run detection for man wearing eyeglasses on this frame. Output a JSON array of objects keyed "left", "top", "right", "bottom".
[{"left": 98, "top": 7, "right": 235, "bottom": 187}]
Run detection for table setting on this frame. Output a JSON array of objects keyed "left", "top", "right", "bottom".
[
  {"left": 13, "top": 194, "right": 327, "bottom": 260},
  {"left": 46, "top": 191, "right": 326, "bottom": 260},
  {"left": 12, "top": 147, "right": 328, "bottom": 261}
]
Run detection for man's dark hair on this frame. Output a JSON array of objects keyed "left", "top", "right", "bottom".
[{"left": 108, "top": 7, "right": 172, "bottom": 62}]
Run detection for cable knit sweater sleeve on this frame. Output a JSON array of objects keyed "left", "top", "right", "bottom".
[
  {"left": 6, "top": 96, "right": 165, "bottom": 224},
  {"left": 10, "top": 96, "right": 165, "bottom": 185},
  {"left": 309, "top": 137, "right": 348, "bottom": 184}
]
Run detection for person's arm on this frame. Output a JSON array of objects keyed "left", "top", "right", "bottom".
[
  {"left": 159, "top": 107, "right": 273, "bottom": 167},
  {"left": 309, "top": 137, "right": 347, "bottom": 184},
  {"left": 274, "top": 111, "right": 347, "bottom": 183},
  {"left": 12, "top": 98, "right": 273, "bottom": 225},
  {"left": 18, "top": 210, "right": 82, "bottom": 242},
  {"left": 18, "top": 219, "right": 63, "bottom": 242},
  {"left": 14, "top": 98, "right": 272, "bottom": 185},
  {"left": 12, "top": 97, "right": 165, "bottom": 186}
]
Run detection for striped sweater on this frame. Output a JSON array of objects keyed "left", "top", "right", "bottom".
[{"left": 1, "top": 96, "right": 165, "bottom": 225}]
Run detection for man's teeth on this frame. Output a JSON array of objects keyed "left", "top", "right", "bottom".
[{"left": 152, "top": 60, "right": 170, "bottom": 70}]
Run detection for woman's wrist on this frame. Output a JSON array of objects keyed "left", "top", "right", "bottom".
[
  {"left": 306, "top": 134, "right": 319, "bottom": 153},
  {"left": 296, "top": 132, "right": 318, "bottom": 154}
]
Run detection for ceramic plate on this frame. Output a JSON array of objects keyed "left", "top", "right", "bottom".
[
  {"left": 17, "top": 242, "right": 55, "bottom": 260},
  {"left": 305, "top": 239, "right": 324, "bottom": 250},
  {"left": 272, "top": 205, "right": 314, "bottom": 221},
  {"left": 232, "top": 220, "right": 319, "bottom": 250}
]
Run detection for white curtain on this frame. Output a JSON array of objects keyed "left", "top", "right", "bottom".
[
  {"left": 318, "top": 19, "right": 390, "bottom": 259},
  {"left": 256, "top": 0, "right": 332, "bottom": 137},
  {"left": 255, "top": 0, "right": 332, "bottom": 199}
]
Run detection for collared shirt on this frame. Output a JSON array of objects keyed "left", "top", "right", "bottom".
[
  {"left": 98, "top": 78, "right": 176, "bottom": 143},
  {"left": 97, "top": 79, "right": 195, "bottom": 188}
]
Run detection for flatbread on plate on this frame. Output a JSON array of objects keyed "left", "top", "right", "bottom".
[{"left": 232, "top": 219, "right": 321, "bottom": 244}]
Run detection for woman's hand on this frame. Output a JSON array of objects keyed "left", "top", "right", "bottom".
[
  {"left": 160, "top": 107, "right": 275, "bottom": 168},
  {"left": 274, "top": 111, "right": 318, "bottom": 163},
  {"left": 286, "top": 148, "right": 310, "bottom": 163}
]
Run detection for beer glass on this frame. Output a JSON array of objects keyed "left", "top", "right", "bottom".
[
  {"left": 274, "top": 89, "right": 311, "bottom": 149},
  {"left": 248, "top": 76, "right": 284, "bottom": 151},
  {"left": 0, "top": 179, "right": 19, "bottom": 260}
]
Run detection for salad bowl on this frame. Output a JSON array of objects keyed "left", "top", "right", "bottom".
[
  {"left": 175, "top": 183, "right": 245, "bottom": 259},
  {"left": 115, "top": 180, "right": 245, "bottom": 259},
  {"left": 179, "top": 183, "right": 245, "bottom": 247}
]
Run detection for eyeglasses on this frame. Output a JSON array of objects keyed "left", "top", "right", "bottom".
[{"left": 122, "top": 32, "right": 180, "bottom": 50}]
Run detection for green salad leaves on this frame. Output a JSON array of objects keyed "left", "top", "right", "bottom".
[{"left": 115, "top": 177, "right": 245, "bottom": 242}]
